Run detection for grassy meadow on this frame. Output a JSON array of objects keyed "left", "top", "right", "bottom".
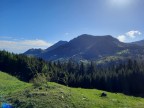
[{"left": 1, "top": 71, "right": 144, "bottom": 108}]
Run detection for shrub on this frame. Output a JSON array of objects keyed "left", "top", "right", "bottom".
[{"left": 31, "top": 73, "right": 48, "bottom": 88}]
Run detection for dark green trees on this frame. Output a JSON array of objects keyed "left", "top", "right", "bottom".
[{"left": 1, "top": 50, "right": 144, "bottom": 97}]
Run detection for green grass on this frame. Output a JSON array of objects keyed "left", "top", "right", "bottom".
[
  {"left": 1, "top": 71, "right": 144, "bottom": 108},
  {"left": 0, "top": 71, "right": 31, "bottom": 95}
]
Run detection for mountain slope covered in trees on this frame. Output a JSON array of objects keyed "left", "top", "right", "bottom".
[
  {"left": 132, "top": 39, "right": 144, "bottom": 46},
  {"left": 1, "top": 50, "right": 144, "bottom": 97}
]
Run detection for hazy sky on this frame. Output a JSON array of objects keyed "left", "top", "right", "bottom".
[{"left": 0, "top": 0, "right": 144, "bottom": 53}]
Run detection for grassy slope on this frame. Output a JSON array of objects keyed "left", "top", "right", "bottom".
[
  {"left": 0, "top": 71, "right": 31, "bottom": 95},
  {"left": 1, "top": 71, "right": 144, "bottom": 108}
]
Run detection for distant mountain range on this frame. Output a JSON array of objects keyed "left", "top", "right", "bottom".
[
  {"left": 24, "top": 34, "right": 144, "bottom": 61},
  {"left": 24, "top": 40, "right": 68, "bottom": 57},
  {"left": 132, "top": 40, "right": 144, "bottom": 46}
]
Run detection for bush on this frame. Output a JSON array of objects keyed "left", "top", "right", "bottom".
[{"left": 31, "top": 73, "right": 48, "bottom": 88}]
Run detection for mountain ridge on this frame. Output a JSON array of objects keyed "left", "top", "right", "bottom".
[
  {"left": 24, "top": 34, "right": 144, "bottom": 61},
  {"left": 24, "top": 40, "right": 68, "bottom": 57},
  {"left": 132, "top": 39, "right": 144, "bottom": 46}
]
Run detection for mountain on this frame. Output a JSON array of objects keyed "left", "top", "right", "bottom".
[
  {"left": 24, "top": 34, "right": 144, "bottom": 61},
  {"left": 132, "top": 40, "right": 144, "bottom": 46},
  {"left": 24, "top": 48, "right": 44, "bottom": 56},
  {"left": 45, "top": 40, "right": 68, "bottom": 52},
  {"left": 24, "top": 40, "right": 68, "bottom": 57},
  {"left": 41, "top": 34, "right": 123, "bottom": 60}
]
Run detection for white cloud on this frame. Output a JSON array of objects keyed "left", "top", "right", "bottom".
[
  {"left": 117, "top": 35, "right": 126, "bottom": 42},
  {"left": 21, "top": 40, "right": 50, "bottom": 46},
  {"left": 0, "top": 39, "right": 52, "bottom": 53},
  {"left": 126, "top": 30, "right": 141, "bottom": 38},
  {"left": 117, "top": 30, "right": 142, "bottom": 42}
]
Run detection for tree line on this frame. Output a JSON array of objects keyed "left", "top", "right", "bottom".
[{"left": 1, "top": 50, "right": 144, "bottom": 97}]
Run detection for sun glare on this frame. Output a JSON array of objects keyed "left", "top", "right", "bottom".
[{"left": 109, "top": 0, "right": 134, "bottom": 8}]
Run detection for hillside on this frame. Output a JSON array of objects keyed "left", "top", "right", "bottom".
[
  {"left": 24, "top": 40, "right": 68, "bottom": 57},
  {"left": 41, "top": 35, "right": 123, "bottom": 60},
  {"left": 24, "top": 34, "right": 144, "bottom": 61},
  {"left": 1, "top": 71, "right": 144, "bottom": 108},
  {"left": 132, "top": 40, "right": 144, "bottom": 46},
  {"left": 23, "top": 48, "right": 44, "bottom": 57},
  {"left": 2, "top": 50, "right": 144, "bottom": 97},
  {"left": 0, "top": 71, "right": 31, "bottom": 95},
  {"left": 45, "top": 40, "right": 68, "bottom": 52}
]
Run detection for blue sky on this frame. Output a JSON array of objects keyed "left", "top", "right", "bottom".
[{"left": 0, "top": 0, "right": 144, "bottom": 53}]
